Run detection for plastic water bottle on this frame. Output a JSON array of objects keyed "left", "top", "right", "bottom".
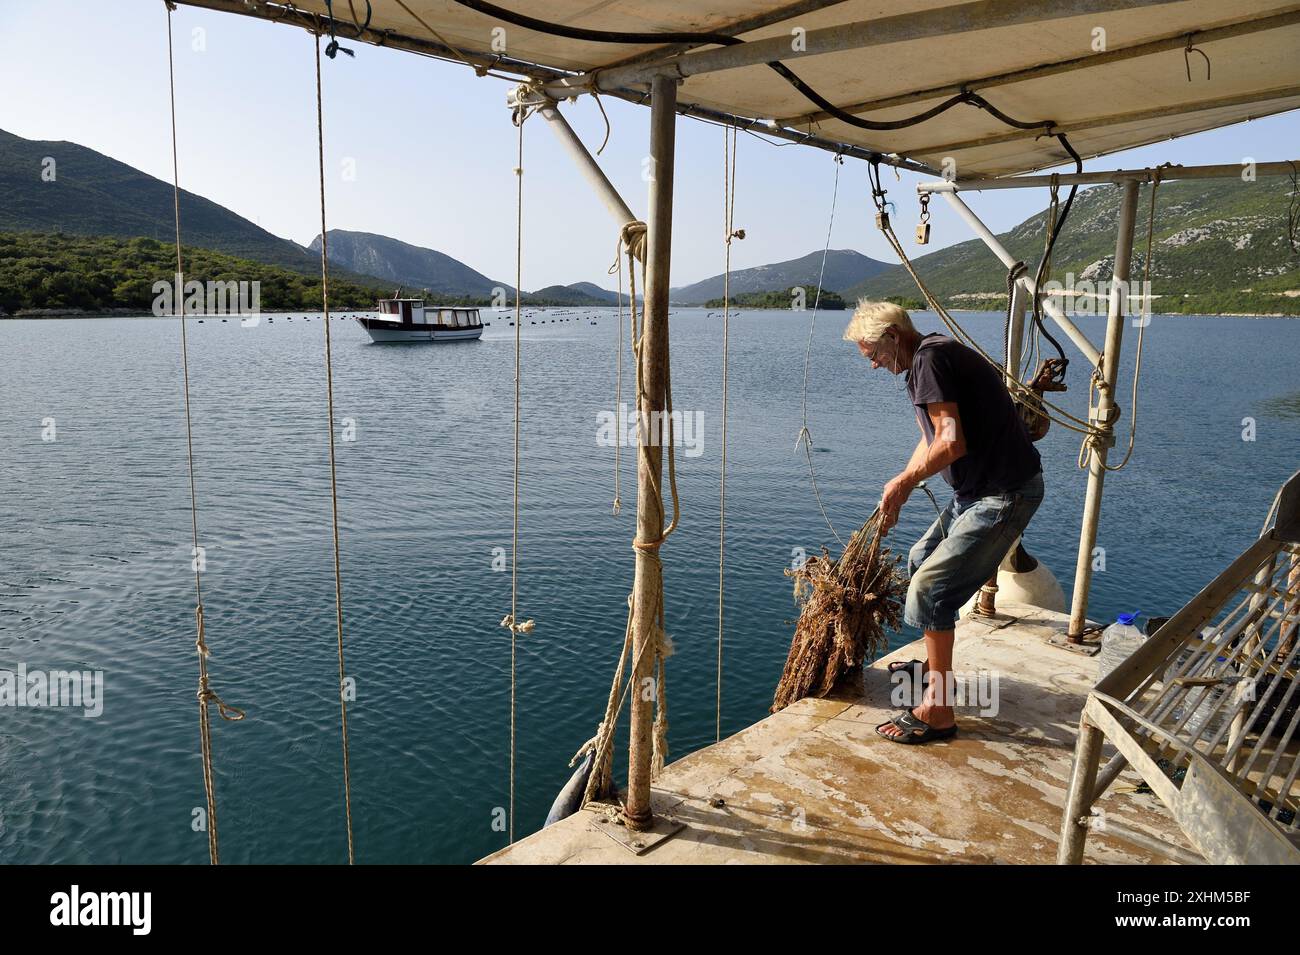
[{"left": 1096, "top": 611, "right": 1143, "bottom": 684}]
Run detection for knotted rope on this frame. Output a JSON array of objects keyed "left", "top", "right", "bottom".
[
  {"left": 572, "top": 215, "right": 677, "bottom": 808},
  {"left": 164, "top": 1, "right": 243, "bottom": 867},
  {"left": 608, "top": 220, "right": 647, "bottom": 516}
]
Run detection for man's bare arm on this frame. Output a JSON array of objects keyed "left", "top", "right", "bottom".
[
  {"left": 904, "top": 402, "right": 967, "bottom": 484},
  {"left": 880, "top": 403, "right": 968, "bottom": 534}
]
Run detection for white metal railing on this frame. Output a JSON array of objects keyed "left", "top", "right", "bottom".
[{"left": 1059, "top": 470, "right": 1300, "bottom": 864}]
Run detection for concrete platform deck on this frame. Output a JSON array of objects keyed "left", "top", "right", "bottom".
[{"left": 482, "top": 603, "right": 1193, "bottom": 864}]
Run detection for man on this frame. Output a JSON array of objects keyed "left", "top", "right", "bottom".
[{"left": 843, "top": 300, "right": 1044, "bottom": 745}]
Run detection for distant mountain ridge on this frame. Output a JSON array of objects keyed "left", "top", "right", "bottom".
[
  {"left": 310, "top": 229, "right": 513, "bottom": 298},
  {"left": 671, "top": 249, "right": 892, "bottom": 304},
  {"left": 0, "top": 128, "right": 319, "bottom": 273},
  {"left": 312, "top": 229, "right": 638, "bottom": 305}
]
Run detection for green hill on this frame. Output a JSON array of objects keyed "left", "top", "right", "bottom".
[
  {"left": 0, "top": 232, "right": 380, "bottom": 314},
  {"left": 845, "top": 178, "right": 1300, "bottom": 315},
  {"left": 704, "top": 289, "right": 846, "bottom": 310},
  {"left": 0, "top": 128, "right": 329, "bottom": 271}
]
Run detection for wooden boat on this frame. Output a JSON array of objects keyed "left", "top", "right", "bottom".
[{"left": 356, "top": 296, "right": 483, "bottom": 343}]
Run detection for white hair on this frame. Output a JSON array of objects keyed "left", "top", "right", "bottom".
[{"left": 842, "top": 299, "right": 914, "bottom": 344}]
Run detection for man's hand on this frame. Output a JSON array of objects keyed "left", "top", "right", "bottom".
[{"left": 879, "top": 473, "right": 916, "bottom": 535}]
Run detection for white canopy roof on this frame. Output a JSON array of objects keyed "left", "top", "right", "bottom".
[{"left": 186, "top": 0, "right": 1300, "bottom": 177}]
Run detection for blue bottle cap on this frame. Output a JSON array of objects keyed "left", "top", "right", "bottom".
[{"left": 1116, "top": 611, "right": 1140, "bottom": 626}]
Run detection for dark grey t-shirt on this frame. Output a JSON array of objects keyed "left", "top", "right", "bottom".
[{"left": 906, "top": 333, "right": 1041, "bottom": 503}]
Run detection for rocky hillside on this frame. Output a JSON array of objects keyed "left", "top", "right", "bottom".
[{"left": 846, "top": 177, "right": 1300, "bottom": 314}]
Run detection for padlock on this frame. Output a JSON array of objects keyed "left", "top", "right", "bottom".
[
  {"left": 915, "top": 221, "right": 931, "bottom": 245},
  {"left": 875, "top": 210, "right": 890, "bottom": 231}
]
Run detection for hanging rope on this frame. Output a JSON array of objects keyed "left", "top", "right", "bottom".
[
  {"left": 1002, "top": 260, "right": 1028, "bottom": 372},
  {"left": 569, "top": 211, "right": 677, "bottom": 807},
  {"left": 717, "top": 121, "right": 739, "bottom": 742},
  {"left": 497, "top": 99, "right": 538, "bottom": 844},
  {"left": 628, "top": 232, "right": 677, "bottom": 776},
  {"left": 164, "top": 1, "right": 244, "bottom": 867},
  {"left": 312, "top": 29, "right": 357, "bottom": 866},
  {"left": 627, "top": 240, "right": 681, "bottom": 554},
  {"left": 1088, "top": 170, "right": 1162, "bottom": 472},
  {"left": 606, "top": 221, "right": 644, "bottom": 516},
  {"left": 795, "top": 154, "right": 847, "bottom": 548}
]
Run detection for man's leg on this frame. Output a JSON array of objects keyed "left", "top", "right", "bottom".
[
  {"left": 886, "top": 501, "right": 957, "bottom": 693},
  {"left": 879, "top": 629, "right": 955, "bottom": 737},
  {"left": 881, "top": 483, "right": 1040, "bottom": 738}
]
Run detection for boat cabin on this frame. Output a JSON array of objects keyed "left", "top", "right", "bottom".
[{"left": 376, "top": 298, "right": 481, "bottom": 327}]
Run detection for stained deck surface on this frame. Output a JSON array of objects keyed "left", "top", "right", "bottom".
[{"left": 482, "top": 603, "right": 1190, "bottom": 864}]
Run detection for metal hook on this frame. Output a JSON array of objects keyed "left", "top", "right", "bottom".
[{"left": 1184, "top": 37, "right": 1211, "bottom": 82}]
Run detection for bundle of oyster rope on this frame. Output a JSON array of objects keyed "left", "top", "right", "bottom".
[{"left": 772, "top": 509, "right": 905, "bottom": 712}]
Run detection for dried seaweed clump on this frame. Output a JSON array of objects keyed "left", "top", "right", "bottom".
[{"left": 772, "top": 510, "right": 904, "bottom": 712}]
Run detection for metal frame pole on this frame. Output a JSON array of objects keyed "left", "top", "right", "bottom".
[
  {"left": 975, "top": 281, "right": 1031, "bottom": 615},
  {"left": 625, "top": 73, "right": 677, "bottom": 831},
  {"left": 937, "top": 190, "right": 1102, "bottom": 367},
  {"left": 919, "top": 160, "right": 1300, "bottom": 191},
  {"left": 529, "top": 96, "right": 640, "bottom": 246},
  {"left": 1058, "top": 713, "right": 1105, "bottom": 863},
  {"left": 1067, "top": 179, "right": 1140, "bottom": 640}
]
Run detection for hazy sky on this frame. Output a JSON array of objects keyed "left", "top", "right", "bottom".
[{"left": 4, "top": 0, "right": 1299, "bottom": 289}]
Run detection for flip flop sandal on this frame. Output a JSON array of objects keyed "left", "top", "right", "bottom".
[
  {"left": 885, "top": 659, "right": 928, "bottom": 706},
  {"left": 875, "top": 709, "right": 959, "bottom": 745},
  {"left": 886, "top": 659, "right": 928, "bottom": 682}
]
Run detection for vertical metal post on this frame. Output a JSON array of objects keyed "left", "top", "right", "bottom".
[
  {"left": 624, "top": 74, "right": 677, "bottom": 831},
  {"left": 1068, "top": 180, "right": 1140, "bottom": 640},
  {"left": 976, "top": 283, "right": 1031, "bottom": 616},
  {"left": 1058, "top": 714, "right": 1105, "bottom": 864}
]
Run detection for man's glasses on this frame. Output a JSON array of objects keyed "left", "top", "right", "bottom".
[{"left": 861, "top": 337, "right": 895, "bottom": 365}]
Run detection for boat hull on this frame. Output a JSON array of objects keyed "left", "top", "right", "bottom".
[{"left": 356, "top": 317, "right": 483, "bottom": 343}]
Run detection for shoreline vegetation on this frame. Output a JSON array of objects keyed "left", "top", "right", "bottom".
[
  {"left": 10, "top": 307, "right": 1299, "bottom": 320},
  {"left": 3, "top": 231, "right": 1298, "bottom": 319},
  {"left": 0, "top": 231, "right": 622, "bottom": 314}
]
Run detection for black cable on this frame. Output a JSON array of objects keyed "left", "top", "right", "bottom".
[
  {"left": 449, "top": 0, "right": 1057, "bottom": 136},
  {"left": 1023, "top": 133, "right": 1082, "bottom": 373},
  {"left": 450, "top": 0, "right": 741, "bottom": 45}
]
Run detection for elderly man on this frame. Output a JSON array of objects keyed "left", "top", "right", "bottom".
[{"left": 844, "top": 301, "right": 1044, "bottom": 744}]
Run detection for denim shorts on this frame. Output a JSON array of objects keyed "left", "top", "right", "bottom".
[{"left": 904, "top": 471, "right": 1045, "bottom": 631}]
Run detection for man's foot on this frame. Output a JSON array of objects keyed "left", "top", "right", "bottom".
[{"left": 875, "top": 707, "right": 958, "bottom": 744}]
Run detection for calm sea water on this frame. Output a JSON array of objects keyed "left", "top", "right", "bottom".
[{"left": 0, "top": 308, "right": 1296, "bottom": 864}]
